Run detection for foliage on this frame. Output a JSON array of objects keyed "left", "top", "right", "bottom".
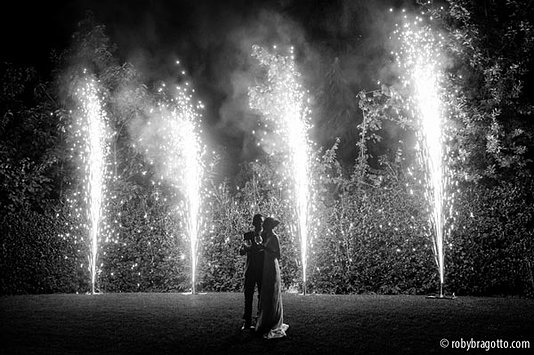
[
  {"left": 313, "top": 56, "right": 360, "bottom": 162},
  {"left": 0, "top": 207, "right": 81, "bottom": 295},
  {"left": 0, "top": 62, "right": 64, "bottom": 215},
  {"left": 310, "top": 160, "right": 436, "bottom": 295},
  {"left": 200, "top": 182, "right": 247, "bottom": 292},
  {"left": 428, "top": 0, "right": 534, "bottom": 181},
  {"left": 99, "top": 182, "right": 190, "bottom": 293},
  {"left": 448, "top": 178, "right": 534, "bottom": 296}
]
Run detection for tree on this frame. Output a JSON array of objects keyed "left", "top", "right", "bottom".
[
  {"left": 0, "top": 62, "right": 64, "bottom": 214},
  {"left": 428, "top": 0, "right": 534, "bottom": 181}
]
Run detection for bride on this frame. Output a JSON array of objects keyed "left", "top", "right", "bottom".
[{"left": 255, "top": 217, "right": 289, "bottom": 339}]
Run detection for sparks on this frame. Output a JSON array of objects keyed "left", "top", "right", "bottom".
[
  {"left": 71, "top": 75, "right": 113, "bottom": 294},
  {"left": 139, "top": 77, "right": 206, "bottom": 294},
  {"left": 394, "top": 15, "right": 455, "bottom": 296},
  {"left": 249, "top": 45, "right": 314, "bottom": 294}
]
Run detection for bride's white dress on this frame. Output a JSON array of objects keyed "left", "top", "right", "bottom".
[{"left": 255, "top": 231, "right": 289, "bottom": 339}]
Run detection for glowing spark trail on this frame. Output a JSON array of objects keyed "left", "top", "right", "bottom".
[
  {"left": 139, "top": 76, "right": 206, "bottom": 294},
  {"left": 72, "top": 76, "right": 112, "bottom": 294},
  {"left": 394, "top": 16, "right": 454, "bottom": 296},
  {"left": 249, "top": 45, "right": 314, "bottom": 294}
]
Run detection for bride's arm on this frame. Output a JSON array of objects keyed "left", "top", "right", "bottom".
[
  {"left": 263, "top": 234, "right": 281, "bottom": 259},
  {"left": 273, "top": 235, "right": 281, "bottom": 259}
]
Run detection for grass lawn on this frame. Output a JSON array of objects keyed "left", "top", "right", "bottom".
[{"left": 1, "top": 292, "right": 533, "bottom": 354}]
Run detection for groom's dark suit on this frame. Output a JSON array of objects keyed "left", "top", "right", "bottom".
[{"left": 239, "top": 230, "right": 264, "bottom": 326}]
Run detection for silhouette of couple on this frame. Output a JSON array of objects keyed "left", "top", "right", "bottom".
[{"left": 239, "top": 214, "right": 289, "bottom": 339}]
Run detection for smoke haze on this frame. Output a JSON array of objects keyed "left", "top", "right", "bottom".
[{"left": 12, "top": 0, "right": 420, "bottom": 179}]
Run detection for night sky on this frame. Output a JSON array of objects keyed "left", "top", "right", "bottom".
[{"left": 1, "top": 0, "right": 416, "bottom": 179}]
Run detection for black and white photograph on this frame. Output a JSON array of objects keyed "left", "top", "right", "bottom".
[{"left": 1, "top": 0, "right": 533, "bottom": 353}]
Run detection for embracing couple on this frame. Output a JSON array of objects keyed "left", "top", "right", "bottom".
[{"left": 239, "top": 214, "right": 289, "bottom": 339}]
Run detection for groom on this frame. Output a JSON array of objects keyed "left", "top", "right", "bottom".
[{"left": 239, "top": 213, "right": 264, "bottom": 330}]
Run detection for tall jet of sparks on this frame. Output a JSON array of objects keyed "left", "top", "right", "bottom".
[
  {"left": 172, "top": 106, "right": 203, "bottom": 295},
  {"left": 394, "top": 16, "right": 452, "bottom": 296},
  {"left": 73, "top": 76, "right": 111, "bottom": 294},
  {"left": 140, "top": 78, "right": 205, "bottom": 294},
  {"left": 249, "top": 45, "right": 313, "bottom": 294}
]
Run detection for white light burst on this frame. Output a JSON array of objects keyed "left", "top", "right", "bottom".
[
  {"left": 249, "top": 45, "right": 315, "bottom": 294},
  {"left": 394, "top": 15, "right": 455, "bottom": 296},
  {"left": 139, "top": 75, "right": 206, "bottom": 294},
  {"left": 69, "top": 74, "right": 114, "bottom": 294}
]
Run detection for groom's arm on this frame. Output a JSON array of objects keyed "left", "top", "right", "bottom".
[
  {"left": 239, "top": 232, "right": 253, "bottom": 255},
  {"left": 239, "top": 243, "right": 251, "bottom": 255}
]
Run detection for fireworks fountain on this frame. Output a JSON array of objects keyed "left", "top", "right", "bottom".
[
  {"left": 249, "top": 45, "right": 314, "bottom": 295},
  {"left": 70, "top": 75, "right": 113, "bottom": 294},
  {"left": 394, "top": 15, "right": 455, "bottom": 298},
  {"left": 139, "top": 71, "right": 206, "bottom": 295}
]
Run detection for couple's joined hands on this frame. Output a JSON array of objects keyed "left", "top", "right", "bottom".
[{"left": 242, "top": 235, "right": 263, "bottom": 251}]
